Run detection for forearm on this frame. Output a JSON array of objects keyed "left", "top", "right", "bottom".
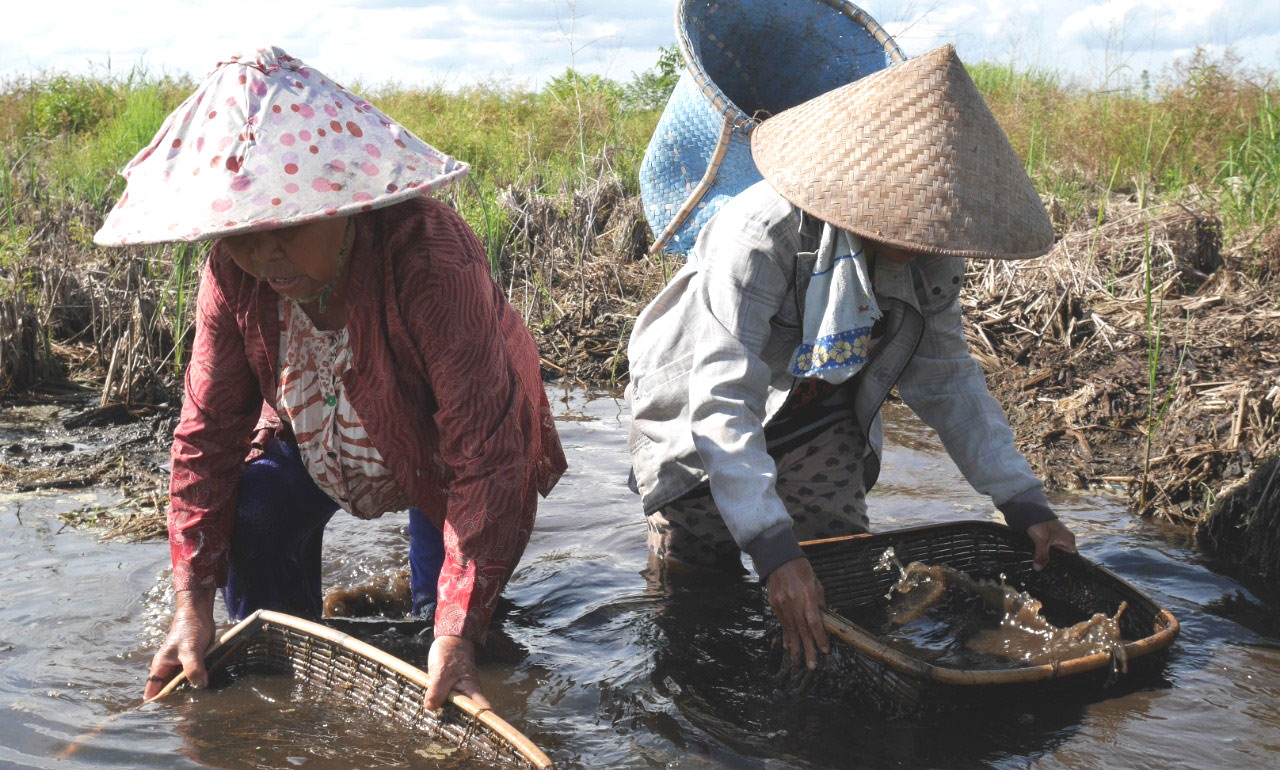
[
  {"left": 168, "top": 401, "right": 257, "bottom": 590},
  {"left": 170, "top": 255, "right": 262, "bottom": 589},
  {"left": 898, "top": 305, "right": 1055, "bottom": 524},
  {"left": 434, "top": 557, "right": 513, "bottom": 643},
  {"left": 175, "top": 586, "right": 217, "bottom": 620},
  {"left": 690, "top": 333, "right": 810, "bottom": 578},
  {"left": 433, "top": 462, "right": 535, "bottom": 643},
  {"left": 687, "top": 199, "right": 800, "bottom": 571},
  {"left": 744, "top": 521, "right": 805, "bottom": 581},
  {"left": 996, "top": 487, "right": 1056, "bottom": 530}
]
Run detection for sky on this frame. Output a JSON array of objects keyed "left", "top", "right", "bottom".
[{"left": 4, "top": 0, "right": 1278, "bottom": 91}]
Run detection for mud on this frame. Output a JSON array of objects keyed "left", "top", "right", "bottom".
[
  {"left": 0, "top": 389, "right": 173, "bottom": 541},
  {"left": 322, "top": 569, "right": 412, "bottom": 619}
]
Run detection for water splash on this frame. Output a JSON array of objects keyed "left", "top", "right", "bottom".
[{"left": 878, "top": 550, "right": 1129, "bottom": 676}]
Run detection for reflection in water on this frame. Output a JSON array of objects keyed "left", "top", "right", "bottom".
[{"left": 2, "top": 392, "right": 1280, "bottom": 769}]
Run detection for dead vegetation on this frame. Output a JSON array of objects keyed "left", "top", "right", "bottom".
[
  {"left": 963, "top": 196, "right": 1278, "bottom": 577},
  {"left": 497, "top": 166, "right": 672, "bottom": 384},
  {"left": 0, "top": 297, "right": 39, "bottom": 392},
  {"left": 0, "top": 165, "right": 195, "bottom": 404},
  {"left": 1198, "top": 456, "right": 1280, "bottom": 582}
]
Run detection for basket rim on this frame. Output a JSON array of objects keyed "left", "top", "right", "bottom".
[
  {"left": 800, "top": 521, "right": 1181, "bottom": 686},
  {"left": 148, "top": 609, "right": 554, "bottom": 769},
  {"left": 673, "top": 0, "right": 906, "bottom": 131}
]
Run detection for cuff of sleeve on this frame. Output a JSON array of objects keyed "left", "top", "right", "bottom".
[
  {"left": 745, "top": 522, "right": 804, "bottom": 581},
  {"left": 432, "top": 557, "right": 505, "bottom": 646},
  {"left": 433, "top": 602, "right": 491, "bottom": 645},
  {"left": 170, "top": 539, "right": 228, "bottom": 592},
  {"left": 171, "top": 565, "right": 225, "bottom": 592},
  {"left": 997, "top": 487, "right": 1057, "bottom": 530}
]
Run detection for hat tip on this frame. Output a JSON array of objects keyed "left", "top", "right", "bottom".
[{"left": 930, "top": 43, "right": 959, "bottom": 62}]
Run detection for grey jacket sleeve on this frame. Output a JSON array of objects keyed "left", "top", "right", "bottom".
[
  {"left": 687, "top": 192, "right": 803, "bottom": 576},
  {"left": 895, "top": 260, "right": 1056, "bottom": 530}
]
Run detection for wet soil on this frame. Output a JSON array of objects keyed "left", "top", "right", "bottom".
[
  {"left": 982, "top": 290, "right": 1279, "bottom": 519},
  {"left": 957, "top": 204, "right": 1279, "bottom": 579},
  {"left": 0, "top": 387, "right": 174, "bottom": 541}
]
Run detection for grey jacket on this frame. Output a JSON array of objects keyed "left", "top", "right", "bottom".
[{"left": 626, "top": 181, "right": 1054, "bottom": 577}]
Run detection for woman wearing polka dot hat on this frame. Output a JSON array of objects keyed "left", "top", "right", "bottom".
[{"left": 102, "top": 47, "right": 567, "bottom": 711}]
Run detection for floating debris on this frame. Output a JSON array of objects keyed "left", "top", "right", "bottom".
[{"left": 880, "top": 552, "right": 1128, "bottom": 677}]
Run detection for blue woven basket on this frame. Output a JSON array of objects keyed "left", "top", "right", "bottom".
[{"left": 640, "top": 0, "right": 905, "bottom": 257}]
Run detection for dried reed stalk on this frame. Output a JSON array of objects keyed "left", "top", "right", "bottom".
[{"left": 964, "top": 199, "right": 1277, "bottom": 530}]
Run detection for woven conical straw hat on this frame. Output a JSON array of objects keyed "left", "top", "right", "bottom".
[{"left": 752, "top": 45, "right": 1053, "bottom": 260}]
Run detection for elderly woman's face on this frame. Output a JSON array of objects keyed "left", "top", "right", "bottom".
[{"left": 221, "top": 216, "right": 351, "bottom": 299}]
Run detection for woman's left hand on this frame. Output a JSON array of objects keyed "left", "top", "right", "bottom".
[
  {"left": 424, "top": 634, "right": 490, "bottom": 711},
  {"left": 1025, "top": 519, "right": 1077, "bottom": 571}
]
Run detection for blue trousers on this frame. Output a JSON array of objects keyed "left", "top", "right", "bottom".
[{"left": 224, "top": 438, "right": 444, "bottom": 620}]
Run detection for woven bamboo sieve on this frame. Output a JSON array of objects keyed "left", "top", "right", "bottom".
[
  {"left": 149, "top": 609, "right": 553, "bottom": 769},
  {"left": 639, "top": 0, "right": 904, "bottom": 256},
  {"left": 799, "top": 522, "right": 1180, "bottom": 715}
]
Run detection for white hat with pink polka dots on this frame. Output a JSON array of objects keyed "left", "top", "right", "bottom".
[{"left": 94, "top": 46, "right": 470, "bottom": 246}]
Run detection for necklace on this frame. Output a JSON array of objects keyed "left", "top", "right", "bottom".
[{"left": 289, "top": 218, "right": 354, "bottom": 315}]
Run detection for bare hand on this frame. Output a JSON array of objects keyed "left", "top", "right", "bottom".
[
  {"left": 424, "top": 634, "right": 489, "bottom": 711},
  {"left": 766, "top": 557, "right": 830, "bottom": 670},
  {"left": 1026, "top": 519, "right": 1077, "bottom": 571},
  {"left": 144, "top": 587, "right": 216, "bottom": 700}
]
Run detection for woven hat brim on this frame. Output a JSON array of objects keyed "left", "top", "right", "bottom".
[
  {"left": 824, "top": 216, "right": 1054, "bottom": 261},
  {"left": 752, "top": 45, "right": 1055, "bottom": 261},
  {"left": 92, "top": 46, "right": 470, "bottom": 247}
]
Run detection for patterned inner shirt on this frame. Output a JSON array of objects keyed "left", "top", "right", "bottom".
[{"left": 275, "top": 300, "right": 410, "bottom": 519}]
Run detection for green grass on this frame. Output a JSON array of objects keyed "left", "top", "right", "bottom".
[
  {"left": 368, "top": 73, "right": 657, "bottom": 263},
  {"left": 2, "top": 68, "right": 192, "bottom": 211},
  {"left": 1217, "top": 90, "right": 1280, "bottom": 237},
  {"left": 3, "top": 48, "right": 1275, "bottom": 248},
  {"left": 973, "top": 49, "right": 1279, "bottom": 244}
]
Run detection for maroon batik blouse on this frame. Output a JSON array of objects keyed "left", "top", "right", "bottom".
[{"left": 168, "top": 196, "right": 567, "bottom": 641}]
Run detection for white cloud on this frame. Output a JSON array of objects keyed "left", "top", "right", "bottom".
[
  {"left": 1, "top": 0, "right": 677, "bottom": 89},
  {"left": 1, "top": 0, "right": 1275, "bottom": 92},
  {"left": 1060, "top": 0, "right": 1224, "bottom": 50}
]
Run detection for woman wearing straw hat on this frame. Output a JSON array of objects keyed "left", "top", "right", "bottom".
[
  {"left": 626, "top": 45, "right": 1077, "bottom": 670},
  {"left": 94, "top": 47, "right": 566, "bottom": 710}
]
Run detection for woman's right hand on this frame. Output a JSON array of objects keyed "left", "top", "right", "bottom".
[
  {"left": 143, "top": 587, "right": 217, "bottom": 700},
  {"left": 766, "top": 557, "right": 830, "bottom": 670}
]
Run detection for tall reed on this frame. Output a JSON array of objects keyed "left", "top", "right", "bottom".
[
  {"left": 1137, "top": 110, "right": 1192, "bottom": 510},
  {"left": 976, "top": 48, "right": 1277, "bottom": 243},
  {"left": 1216, "top": 91, "right": 1280, "bottom": 244}
]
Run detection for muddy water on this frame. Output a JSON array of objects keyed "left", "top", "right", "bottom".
[{"left": 2, "top": 390, "right": 1278, "bottom": 769}]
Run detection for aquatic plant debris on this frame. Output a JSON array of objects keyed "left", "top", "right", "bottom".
[{"left": 879, "top": 548, "right": 1129, "bottom": 676}]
